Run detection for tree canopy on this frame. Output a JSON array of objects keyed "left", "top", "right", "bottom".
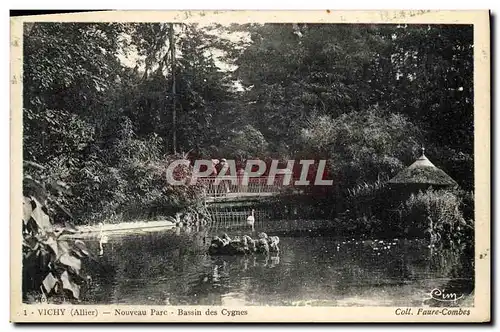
[{"left": 22, "top": 22, "right": 474, "bottom": 223}]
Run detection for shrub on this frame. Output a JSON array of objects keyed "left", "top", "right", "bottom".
[
  {"left": 346, "top": 177, "right": 392, "bottom": 218},
  {"left": 401, "top": 189, "right": 470, "bottom": 241},
  {"left": 458, "top": 189, "right": 474, "bottom": 222},
  {"left": 23, "top": 173, "right": 92, "bottom": 303},
  {"left": 299, "top": 106, "right": 420, "bottom": 189}
]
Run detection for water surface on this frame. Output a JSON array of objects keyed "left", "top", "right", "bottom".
[{"left": 84, "top": 226, "right": 474, "bottom": 307}]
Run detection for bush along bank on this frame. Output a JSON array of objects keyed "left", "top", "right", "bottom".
[
  {"left": 22, "top": 160, "right": 210, "bottom": 302},
  {"left": 266, "top": 182, "right": 473, "bottom": 245},
  {"left": 23, "top": 175, "right": 93, "bottom": 304},
  {"left": 23, "top": 150, "right": 211, "bottom": 227},
  {"left": 342, "top": 187, "right": 473, "bottom": 245},
  {"left": 399, "top": 188, "right": 474, "bottom": 245}
]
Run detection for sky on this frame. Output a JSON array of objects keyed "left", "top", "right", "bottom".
[
  {"left": 117, "top": 22, "right": 250, "bottom": 91},
  {"left": 118, "top": 23, "right": 250, "bottom": 73}
]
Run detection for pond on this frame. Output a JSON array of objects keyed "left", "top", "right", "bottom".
[{"left": 83, "top": 225, "right": 474, "bottom": 307}]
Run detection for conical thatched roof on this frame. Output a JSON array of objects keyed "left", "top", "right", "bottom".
[{"left": 388, "top": 149, "right": 458, "bottom": 187}]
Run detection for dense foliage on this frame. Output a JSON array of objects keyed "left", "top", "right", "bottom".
[
  {"left": 23, "top": 170, "right": 91, "bottom": 302},
  {"left": 23, "top": 22, "right": 474, "bottom": 225},
  {"left": 21, "top": 22, "right": 475, "bottom": 303},
  {"left": 401, "top": 189, "right": 474, "bottom": 244}
]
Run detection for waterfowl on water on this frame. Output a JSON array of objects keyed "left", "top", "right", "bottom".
[
  {"left": 246, "top": 209, "right": 255, "bottom": 232},
  {"left": 99, "top": 222, "right": 109, "bottom": 243},
  {"left": 98, "top": 222, "right": 109, "bottom": 256},
  {"left": 221, "top": 233, "right": 232, "bottom": 246},
  {"left": 208, "top": 232, "right": 280, "bottom": 256}
]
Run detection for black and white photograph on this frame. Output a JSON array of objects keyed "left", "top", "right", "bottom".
[{"left": 10, "top": 10, "right": 490, "bottom": 323}]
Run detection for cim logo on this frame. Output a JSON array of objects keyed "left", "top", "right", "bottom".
[{"left": 429, "top": 288, "right": 464, "bottom": 302}]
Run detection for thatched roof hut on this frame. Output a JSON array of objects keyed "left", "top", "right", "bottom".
[{"left": 388, "top": 148, "right": 458, "bottom": 191}]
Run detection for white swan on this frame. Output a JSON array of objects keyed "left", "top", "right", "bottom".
[
  {"left": 246, "top": 209, "right": 255, "bottom": 232},
  {"left": 98, "top": 222, "right": 109, "bottom": 256}
]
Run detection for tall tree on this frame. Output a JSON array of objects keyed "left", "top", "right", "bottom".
[
  {"left": 128, "top": 23, "right": 239, "bottom": 157},
  {"left": 23, "top": 23, "right": 127, "bottom": 165},
  {"left": 230, "top": 23, "right": 473, "bottom": 188}
]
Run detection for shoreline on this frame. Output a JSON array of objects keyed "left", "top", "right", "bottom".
[
  {"left": 63, "top": 219, "right": 177, "bottom": 239},
  {"left": 62, "top": 218, "right": 437, "bottom": 241},
  {"left": 62, "top": 218, "right": 336, "bottom": 239}
]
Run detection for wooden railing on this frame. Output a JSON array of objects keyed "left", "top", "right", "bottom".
[{"left": 196, "top": 175, "right": 295, "bottom": 198}]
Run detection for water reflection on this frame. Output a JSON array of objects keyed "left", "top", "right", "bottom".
[{"left": 82, "top": 227, "right": 473, "bottom": 307}]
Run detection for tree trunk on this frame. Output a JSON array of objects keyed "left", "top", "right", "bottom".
[{"left": 170, "top": 23, "right": 177, "bottom": 154}]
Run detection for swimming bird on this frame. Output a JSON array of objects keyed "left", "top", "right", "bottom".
[
  {"left": 98, "top": 222, "right": 109, "bottom": 256},
  {"left": 246, "top": 209, "right": 255, "bottom": 232},
  {"left": 99, "top": 222, "right": 109, "bottom": 242}
]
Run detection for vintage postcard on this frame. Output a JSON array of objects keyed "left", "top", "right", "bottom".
[{"left": 10, "top": 10, "right": 490, "bottom": 323}]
